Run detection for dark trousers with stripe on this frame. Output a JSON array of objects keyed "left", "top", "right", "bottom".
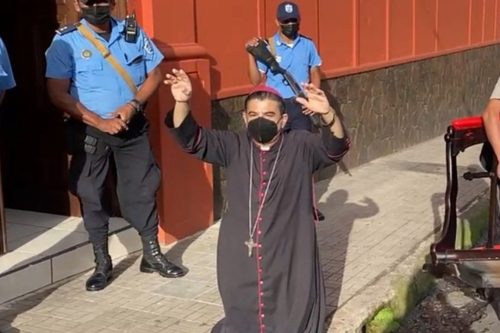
[{"left": 67, "top": 116, "right": 161, "bottom": 245}]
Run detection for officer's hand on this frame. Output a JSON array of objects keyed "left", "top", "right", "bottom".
[
  {"left": 97, "top": 118, "right": 128, "bottom": 135},
  {"left": 111, "top": 104, "right": 135, "bottom": 124},
  {"left": 164, "top": 69, "right": 192, "bottom": 103},
  {"left": 245, "top": 37, "right": 261, "bottom": 49}
]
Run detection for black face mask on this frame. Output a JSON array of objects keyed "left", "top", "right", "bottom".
[
  {"left": 82, "top": 5, "right": 111, "bottom": 25},
  {"left": 247, "top": 117, "right": 280, "bottom": 144},
  {"left": 280, "top": 23, "right": 299, "bottom": 39}
]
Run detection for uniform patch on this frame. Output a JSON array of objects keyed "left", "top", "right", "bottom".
[
  {"left": 276, "top": 55, "right": 282, "bottom": 63},
  {"left": 285, "top": 4, "right": 293, "bottom": 13},
  {"left": 144, "top": 37, "right": 153, "bottom": 54},
  {"left": 81, "top": 49, "right": 92, "bottom": 59},
  {"left": 56, "top": 24, "right": 78, "bottom": 36}
]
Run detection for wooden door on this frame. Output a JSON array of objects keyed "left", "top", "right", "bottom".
[{"left": 0, "top": 163, "right": 6, "bottom": 254}]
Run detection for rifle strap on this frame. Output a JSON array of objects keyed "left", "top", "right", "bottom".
[
  {"left": 267, "top": 37, "right": 277, "bottom": 58},
  {"left": 76, "top": 23, "right": 138, "bottom": 94}
]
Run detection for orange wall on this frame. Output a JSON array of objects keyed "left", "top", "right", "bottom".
[
  {"left": 123, "top": 0, "right": 500, "bottom": 243},
  {"left": 129, "top": 0, "right": 500, "bottom": 98}
]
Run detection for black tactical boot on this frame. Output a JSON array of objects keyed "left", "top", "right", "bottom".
[
  {"left": 140, "top": 236, "right": 186, "bottom": 278},
  {"left": 85, "top": 243, "right": 113, "bottom": 291}
]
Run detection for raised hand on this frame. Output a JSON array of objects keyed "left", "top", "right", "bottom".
[
  {"left": 295, "top": 83, "right": 331, "bottom": 115},
  {"left": 164, "top": 69, "right": 192, "bottom": 103}
]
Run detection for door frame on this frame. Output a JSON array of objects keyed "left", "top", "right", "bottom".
[{"left": 0, "top": 161, "right": 6, "bottom": 254}]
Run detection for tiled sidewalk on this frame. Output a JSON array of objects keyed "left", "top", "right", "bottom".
[{"left": 0, "top": 136, "right": 487, "bottom": 333}]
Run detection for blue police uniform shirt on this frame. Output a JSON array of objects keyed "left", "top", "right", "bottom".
[
  {"left": 0, "top": 37, "right": 16, "bottom": 91},
  {"left": 257, "top": 33, "right": 321, "bottom": 99},
  {"left": 45, "top": 18, "right": 164, "bottom": 118}
]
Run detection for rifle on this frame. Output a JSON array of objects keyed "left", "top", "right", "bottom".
[{"left": 246, "top": 38, "right": 322, "bottom": 127}]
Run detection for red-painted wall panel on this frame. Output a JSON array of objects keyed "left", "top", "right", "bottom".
[
  {"left": 485, "top": 0, "right": 497, "bottom": 42},
  {"left": 389, "top": 0, "right": 413, "bottom": 59},
  {"left": 135, "top": 0, "right": 500, "bottom": 99},
  {"left": 415, "top": 0, "right": 437, "bottom": 54},
  {"left": 497, "top": 0, "right": 500, "bottom": 39},
  {"left": 143, "top": 0, "right": 195, "bottom": 43},
  {"left": 437, "top": 0, "right": 469, "bottom": 50},
  {"left": 470, "top": 0, "right": 484, "bottom": 44},
  {"left": 195, "top": 1, "right": 259, "bottom": 96},
  {"left": 359, "top": 0, "right": 387, "bottom": 65},
  {"left": 318, "top": 0, "right": 355, "bottom": 71}
]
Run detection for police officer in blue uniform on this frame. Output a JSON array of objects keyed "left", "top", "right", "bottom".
[
  {"left": 246, "top": 1, "right": 322, "bottom": 132},
  {"left": 0, "top": 36, "right": 16, "bottom": 105},
  {"left": 0, "top": 35, "right": 16, "bottom": 247},
  {"left": 246, "top": 1, "right": 325, "bottom": 221},
  {"left": 45, "top": 0, "right": 185, "bottom": 292}
]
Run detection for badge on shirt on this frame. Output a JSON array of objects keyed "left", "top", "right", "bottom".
[
  {"left": 144, "top": 37, "right": 153, "bottom": 55},
  {"left": 81, "top": 49, "right": 92, "bottom": 60}
]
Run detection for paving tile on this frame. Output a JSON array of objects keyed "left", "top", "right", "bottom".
[{"left": 0, "top": 136, "right": 488, "bottom": 333}]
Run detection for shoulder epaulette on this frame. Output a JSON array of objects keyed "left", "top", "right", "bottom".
[
  {"left": 56, "top": 23, "right": 79, "bottom": 36},
  {"left": 300, "top": 34, "right": 312, "bottom": 41}
]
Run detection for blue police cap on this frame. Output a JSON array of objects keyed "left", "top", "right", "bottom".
[{"left": 276, "top": 1, "right": 300, "bottom": 22}]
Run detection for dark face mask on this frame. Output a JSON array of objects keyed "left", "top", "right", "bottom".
[
  {"left": 280, "top": 23, "right": 299, "bottom": 39},
  {"left": 82, "top": 5, "right": 111, "bottom": 25},
  {"left": 247, "top": 117, "right": 281, "bottom": 144}
]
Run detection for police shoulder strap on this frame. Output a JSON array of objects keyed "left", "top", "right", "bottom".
[
  {"left": 56, "top": 24, "right": 78, "bottom": 36},
  {"left": 75, "top": 23, "right": 138, "bottom": 94}
]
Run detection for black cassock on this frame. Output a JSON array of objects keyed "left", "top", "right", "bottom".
[{"left": 166, "top": 112, "right": 349, "bottom": 333}]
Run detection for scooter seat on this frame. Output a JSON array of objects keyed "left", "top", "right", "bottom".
[{"left": 451, "top": 116, "right": 483, "bottom": 130}]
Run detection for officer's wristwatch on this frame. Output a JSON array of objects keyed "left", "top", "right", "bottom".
[{"left": 128, "top": 98, "right": 145, "bottom": 114}]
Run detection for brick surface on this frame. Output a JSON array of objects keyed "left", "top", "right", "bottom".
[{"left": 0, "top": 136, "right": 487, "bottom": 332}]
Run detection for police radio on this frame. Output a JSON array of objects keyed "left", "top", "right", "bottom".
[{"left": 124, "top": 12, "right": 138, "bottom": 43}]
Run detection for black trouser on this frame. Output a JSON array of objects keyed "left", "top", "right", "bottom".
[
  {"left": 284, "top": 97, "right": 312, "bottom": 132},
  {"left": 67, "top": 116, "right": 161, "bottom": 245}
]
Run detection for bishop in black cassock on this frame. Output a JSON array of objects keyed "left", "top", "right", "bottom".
[{"left": 164, "top": 69, "right": 349, "bottom": 333}]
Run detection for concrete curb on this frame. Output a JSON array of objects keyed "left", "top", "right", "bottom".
[{"left": 329, "top": 194, "right": 489, "bottom": 333}]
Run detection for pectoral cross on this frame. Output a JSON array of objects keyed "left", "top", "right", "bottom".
[{"left": 244, "top": 238, "right": 257, "bottom": 257}]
